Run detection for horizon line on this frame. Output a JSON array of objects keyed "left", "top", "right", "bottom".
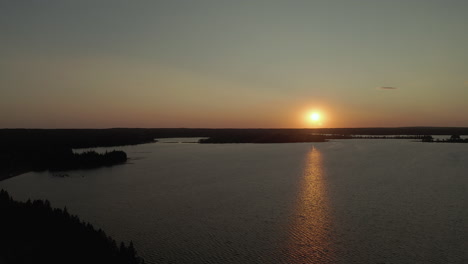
[{"left": 2, "top": 126, "right": 468, "bottom": 130}]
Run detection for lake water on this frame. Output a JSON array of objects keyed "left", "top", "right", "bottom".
[{"left": 1, "top": 139, "right": 467, "bottom": 263}]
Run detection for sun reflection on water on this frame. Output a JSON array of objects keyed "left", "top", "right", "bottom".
[{"left": 283, "top": 146, "right": 335, "bottom": 263}]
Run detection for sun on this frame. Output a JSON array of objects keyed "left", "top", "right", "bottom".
[
  {"left": 310, "top": 112, "right": 321, "bottom": 122},
  {"left": 304, "top": 110, "right": 325, "bottom": 127}
]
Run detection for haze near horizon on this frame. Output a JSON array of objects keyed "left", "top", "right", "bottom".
[{"left": 1, "top": 1, "right": 467, "bottom": 128}]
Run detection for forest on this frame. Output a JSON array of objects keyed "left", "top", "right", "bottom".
[
  {"left": 0, "top": 189, "right": 144, "bottom": 264},
  {"left": 199, "top": 131, "right": 327, "bottom": 143},
  {"left": 32, "top": 149, "right": 128, "bottom": 171}
]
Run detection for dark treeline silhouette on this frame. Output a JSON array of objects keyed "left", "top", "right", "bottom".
[
  {"left": 2, "top": 127, "right": 468, "bottom": 149},
  {"left": 310, "top": 127, "right": 468, "bottom": 136},
  {"left": 2, "top": 127, "right": 468, "bottom": 180},
  {"left": 0, "top": 129, "right": 156, "bottom": 150},
  {"left": 199, "top": 131, "right": 327, "bottom": 143},
  {"left": 0, "top": 129, "right": 143, "bottom": 180},
  {"left": 350, "top": 135, "right": 425, "bottom": 139},
  {"left": 1, "top": 147, "right": 128, "bottom": 181},
  {"left": 422, "top": 135, "right": 435, "bottom": 142},
  {"left": 0, "top": 189, "right": 144, "bottom": 264},
  {"left": 421, "top": 135, "right": 468, "bottom": 143},
  {"left": 2, "top": 127, "right": 467, "bottom": 147},
  {"left": 32, "top": 150, "right": 128, "bottom": 171}
]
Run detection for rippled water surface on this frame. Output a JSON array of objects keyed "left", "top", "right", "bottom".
[{"left": 1, "top": 140, "right": 467, "bottom": 263}]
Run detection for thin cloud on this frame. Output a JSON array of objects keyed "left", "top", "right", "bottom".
[{"left": 377, "top": 86, "right": 398, "bottom": 90}]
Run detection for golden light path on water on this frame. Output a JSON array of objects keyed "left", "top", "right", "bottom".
[{"left": 283, "top": 146, "right": 336, "bottom": 263}]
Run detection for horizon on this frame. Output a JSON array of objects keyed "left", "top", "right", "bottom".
[
  {"left": 2, "top": 1, "right": 468, "bottom": 128},
  {"left": 2, "top": 126, "right": 468, "bottom": 130}
]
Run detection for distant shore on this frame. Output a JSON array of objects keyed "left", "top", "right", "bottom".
[
  {"left": 0, "top": 150, "right": 127, "bottom": 183},
  {"left": 0, "top": 168, "right": 30, "bottom": 182},
  {"left": 2, "top": 128, "right": 467, "bottom": 182},
  {"left": 199, "top": 133, "right": 328, "bottom": 143}
]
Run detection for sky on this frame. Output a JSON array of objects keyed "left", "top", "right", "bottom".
[{"left": 1, "top": 0, "right": 467, "bottom": 128}]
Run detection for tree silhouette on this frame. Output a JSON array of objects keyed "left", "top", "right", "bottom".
[
  {"left": 0, "top": 189, "right": 145, "bottom": 264},
  {"left": 421, "top": 135, "right": 434, "bottom": 142}
]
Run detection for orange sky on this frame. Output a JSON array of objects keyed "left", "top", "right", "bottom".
[{"left": 1, "top": 1, "right": 468, "bottom": 128}]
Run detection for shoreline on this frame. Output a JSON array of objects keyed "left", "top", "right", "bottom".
[{"left": 0, "top": 168, "right": 30, "bottom": 182}]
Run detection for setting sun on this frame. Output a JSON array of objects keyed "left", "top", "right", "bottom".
[{"left": 310, "top": 112, "right": 321, "bottom": 122}]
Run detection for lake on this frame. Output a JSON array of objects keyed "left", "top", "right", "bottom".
[{"left": 1, "top": 139, "right": 467, "bottom": 263}]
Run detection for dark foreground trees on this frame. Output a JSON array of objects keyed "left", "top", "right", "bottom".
[{"left": 0, "top": 189, "right": 144, "bottom": 264}]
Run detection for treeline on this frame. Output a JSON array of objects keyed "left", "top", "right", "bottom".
[
  {"left": 0, "top": 129, "right": 156, "bottom": 150},
  {"left": 2, "top": 128, "right": 468, "bottom": 149},
  {"left": 200, "top": 131, "right": 327, "bottom": 143},
  {"left": 422, "top": 135, "right": 468, "bottom": 143},
  {"left": 0, "top": 129, "right": 141, "bottom": 180},
  {"left": 2, "top": 128, "right": 468, "bottom": 179},
  {"left": 32, "top": 150, "right": 128, "bottom": 171},
  {"left": 310, "top": 127, "right": 468, "bottom": 136},
  {"left": 0, "top": 189, "right": 144, "bottom": 264},
  {"left": 2, "top": 127, "right": 467, "bottom": 145},
  {"left": 1, "top": 148, "right": 128, "bottom": 181},
  {"left": 350, "top": 135, "right": 425, "bottom": 139}
]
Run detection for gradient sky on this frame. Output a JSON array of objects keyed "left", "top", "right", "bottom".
[{"left": 1, "top": 0, "right": 467, "bottom": 128}]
